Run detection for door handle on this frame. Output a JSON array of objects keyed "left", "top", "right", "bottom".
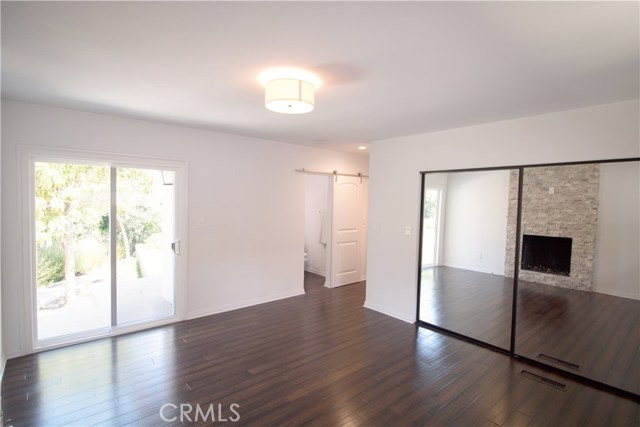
[{"left": 171, "top": 240, "right": 181, "bottom": 255}]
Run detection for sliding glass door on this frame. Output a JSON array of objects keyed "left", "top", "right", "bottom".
[
  {"left": 35, "top": 162, "right": 112, "bottom": 340},
  {"left": 33, "top": 159, "right": 177, "bottom": 347},
  {"left": 116, "top": 168, "right": 176, "bottom": 325}
]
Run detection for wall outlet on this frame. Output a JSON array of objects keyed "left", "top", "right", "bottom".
[{"left": 405, "top": 225, "right": 411, "bottom": 236}]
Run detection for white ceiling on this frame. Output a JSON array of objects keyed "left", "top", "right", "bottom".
[{"left": 2, "top": 2, "right": 638, "bottom": 154}]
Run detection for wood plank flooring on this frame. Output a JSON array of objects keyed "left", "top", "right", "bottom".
[
  {"left": 419, "top": 266, "right": 640, "bottom": 395},
  {"left": 2, "top": 271, "right": 639, "bottom": 426}
]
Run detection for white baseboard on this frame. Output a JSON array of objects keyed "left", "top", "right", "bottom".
[
  {"left": 441, "top": 262, "right": 504, "bottom": 276},
  {"left": 363, "top": 300, "right": 415, "bottom": 324},
  {"left": 594, "top": 287, "right": 639, "bottom": 300},
  {"left": 0, "top": 353, "right": 5, "bottom": 381},
  {"left": 187, "top": 288, "right": 305, "bottom": 320},
  {"left": 324, "top": 275, "right": 367, "bottom": 289},
  {"left": 4, "top": 349, "right": 21, "bottom": 360},
  {"left": 304, "top": 267, "right": 326, "bottom": 276}
]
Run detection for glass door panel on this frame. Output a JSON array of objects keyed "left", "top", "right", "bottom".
[
  {"left": 116, "top": 168, "right": 175, "bottom": 325},
  {"left": 35, "top": 161, "right": 111, "bottom": 341},
  {"left": 422, "top": 189, "right": 441, "bottom": 267},
  {"left": 33, "top": 159, "right": 179, "bottom": 348}
]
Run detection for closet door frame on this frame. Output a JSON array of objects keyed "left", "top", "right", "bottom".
[{"left": 416, "top": 157, "right": 640, "bottom": 400}]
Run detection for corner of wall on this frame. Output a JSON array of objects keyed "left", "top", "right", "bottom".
[
  {"left": 186, "top": 287, "right": 305, "bottom": 320},
  {"left": 0, "top": 353, "right": 5, "bottom": 381},
  {"left": 363, "top": 300, "right": 415, "bottom": 324}
]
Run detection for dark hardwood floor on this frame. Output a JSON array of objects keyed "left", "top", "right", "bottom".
[
  {"left": 420, "top": 266, "right": 640, "bottom": 395},
  {"left": 2, "top": 271, "right": 639, "bottom": 426}
]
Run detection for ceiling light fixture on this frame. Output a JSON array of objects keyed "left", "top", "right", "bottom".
[
  {"left": 259, "top": 67, "right": 321, "bottom": 115},
  {"left": 264, "top": 78, "right": 315, "bottom": 114},
  {"left": 357, "top": 146, "right": 368, "bottom": 150}
]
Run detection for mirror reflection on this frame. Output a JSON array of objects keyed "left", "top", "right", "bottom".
[
  {"left": 514, "top": 161, "right": 639, "bottom": 394},
  {"left": 419, "top": 170, "right": 518, "bottom": 349}
]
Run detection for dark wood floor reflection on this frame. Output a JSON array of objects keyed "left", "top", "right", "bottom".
[
  {"left": 420, "top": 267, "right": 514, "bottom": 349},
  {"left": 420, "top": 266, "right": 640, "bottom": 395},
  {"left": 2, "top": 271, "right": 639, "bottom": 426}
]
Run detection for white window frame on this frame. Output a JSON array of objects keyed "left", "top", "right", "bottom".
[{"left": 18, "top": 145, "right": 189, "bottom": 354}]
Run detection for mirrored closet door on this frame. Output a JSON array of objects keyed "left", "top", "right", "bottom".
[
  {"left": 418, "top": 158, "right": 639, "bottom": 396},
  {"left": 418, "top": 169, "right": 519, "bottom": 350},
  {"left": 514, "top": 160, "right": 639, "bottom": 395}
]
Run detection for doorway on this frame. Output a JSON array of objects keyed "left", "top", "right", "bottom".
[
  {"left": 303, "top": 175, "right": 330, "bottom": 286},
  {"left": 27, "top": 152, "right": 185, "bottom": 351},
  {"left": 303, "top": 173, "right": 368, "bottom": 290}
]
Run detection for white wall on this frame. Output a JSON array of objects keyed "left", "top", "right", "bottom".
[
  {"left": 304, "top": 175, "right": 329, "bottom": 276},
  {"left": 0, "top": 101, "right": 3, "bottom": 379},
  {"left": 1, "top": 100, "right": 369, "bottom": 358},
  {"left": 441, "top": 170, "right": 510, "bottom": 275},
  {"left": 594, "top": 161, "right": 640, "bottom": 300},
  {"left": 366, "top": 99, "right": 640, "bottom": 323}
]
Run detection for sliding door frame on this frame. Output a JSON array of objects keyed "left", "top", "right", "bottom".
[
  {"left": 416, "top": 156, "right": 640, "bottom": 400},
  {"left": 18, "top": 145, "right": 188, "bottom": 355}
]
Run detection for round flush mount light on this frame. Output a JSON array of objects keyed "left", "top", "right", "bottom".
[
  {"left": 259, "top": 67, "right": 321, "bottom": 114},
  {"left": 357, "top": 146, "right": 368, "bottom": 150},
  {"left": 265, "top": 78, "right": 315, "bottom": 114}
]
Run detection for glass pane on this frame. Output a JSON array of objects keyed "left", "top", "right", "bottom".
[
  {"left": 515, "top": 162, "right": 640, "bottom": 394},
  {"left": 419, "top": 170, "right": 517, "bottom": 350},
  {"left": 35, "top": 162, "right": 111, "bottom": 340},
  {"left": 422, "top": 189, "right": 440, "bottom": 266},
  {"left": 116, "top": 168, "right": 175, "bottom": 325}
]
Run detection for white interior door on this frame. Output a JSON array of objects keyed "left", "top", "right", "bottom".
[{"left": 330, "top": 176, "right": 365, "bottom": 287}]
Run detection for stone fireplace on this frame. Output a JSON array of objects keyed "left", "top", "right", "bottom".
[{"left": 504, "top": 164, "right": 600, "bottom": 291}]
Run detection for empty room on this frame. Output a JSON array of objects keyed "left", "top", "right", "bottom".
[{"left": 1, "top": 1, "right": 639, "bottom": 426}]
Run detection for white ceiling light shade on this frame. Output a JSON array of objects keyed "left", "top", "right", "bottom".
[
  {"left": 264, "top": 78, "right": 315, "bottom": 114},
  {"left": 259, "top": 67, "right": 321, "bottom": 114}
]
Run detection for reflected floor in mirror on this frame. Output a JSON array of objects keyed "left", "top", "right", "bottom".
[
  {"left": 516, "top": 279, "right": 639, "bottom": 395},
  {"left": 420, "top": 266, "right": 640, "bottom": 394},
  {"left": 420, "top": 266, "right": 514, "bottom": 349}
]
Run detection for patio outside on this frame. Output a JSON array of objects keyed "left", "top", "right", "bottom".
[{"left": 35, "top": 162, "right": 175, "bottom": 341}]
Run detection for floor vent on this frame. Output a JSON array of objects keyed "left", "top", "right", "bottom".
[
  {"left": 537, "top": 353, "right": 581, "bottom": 371},
  {"left": 520, "top": 370, "right": 568, "bottom": 391}
]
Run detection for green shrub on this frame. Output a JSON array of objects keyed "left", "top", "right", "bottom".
[{"left": 37, "top": 241, "right": 65, "bottom": 287}]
